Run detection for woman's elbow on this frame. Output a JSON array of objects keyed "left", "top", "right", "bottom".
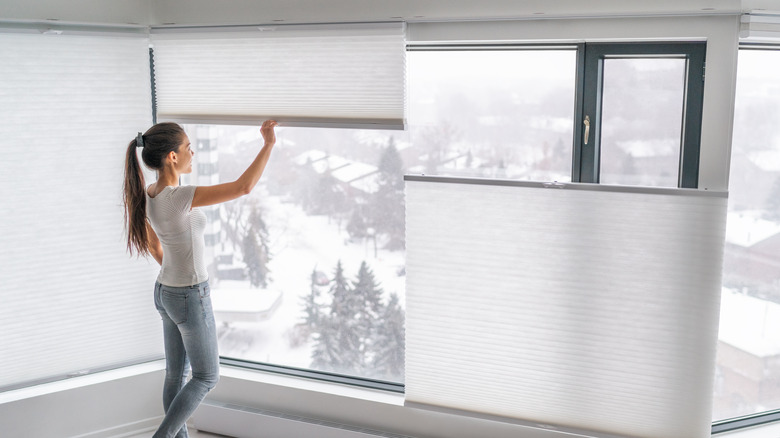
[{"left": 235, "top": 181, "right": 254, "bottom": 196}]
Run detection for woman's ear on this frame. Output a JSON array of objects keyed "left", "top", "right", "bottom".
[{"left": 168, "top": 150, "right": 177, "bottom": 164}]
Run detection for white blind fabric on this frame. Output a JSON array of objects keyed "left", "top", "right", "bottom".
[
  {"left": 404, "top": 177, "right": 727, "bottom": 438},
  {"left": 150, "top": 23, "right": 406, "bottom": 129},
  {"left": 740, "top": 13, "right": 780, "bottom": 40},
  {"left": 0, "top": 31, "right": 162, "bottom": 390}
]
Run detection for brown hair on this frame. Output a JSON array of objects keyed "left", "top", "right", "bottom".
[{"left": 123, "top": 122, "right": 186, "bottom": 256}]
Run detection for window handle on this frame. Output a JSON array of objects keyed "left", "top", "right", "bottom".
[{"left": 583, "top": 115, "right": 590, "bottom": 145}]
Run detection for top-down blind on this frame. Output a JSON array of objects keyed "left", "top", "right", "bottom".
[
  {"left": 0, "top": 30, "right": 162, "bottom": 390},
  {"left": 151, "top": 22, "right": 406, "bottom": 129},
  {"left": 740, "top": 13, "right": 780, "bottom": 40},
  {"left": 404, "top": 176, "right": 727, "bottom": 438}
]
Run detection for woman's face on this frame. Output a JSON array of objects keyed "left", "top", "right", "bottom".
[{"left": 173, "top": 135, "right": 194, "bottom": 174}]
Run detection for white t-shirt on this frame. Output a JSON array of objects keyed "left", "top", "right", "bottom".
[{"left": 146, "top": 185, "right": 208, "bottom": 287}]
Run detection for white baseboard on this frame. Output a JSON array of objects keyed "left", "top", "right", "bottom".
[
  {"left": 193, "top": 401, "right": 412, "bottom": 438},
  {"left": 70, "top": 416, "right": 162, "bottom": 438}
]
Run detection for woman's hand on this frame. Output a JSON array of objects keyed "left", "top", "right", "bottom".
[
  {"left": 261, "top": 119, "right": 278, "bottom": 146},
  {"left": 192, "top": 119, "right": 279, "bottom": 208}
]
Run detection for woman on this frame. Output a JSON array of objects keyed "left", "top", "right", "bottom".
[{"left": 122, "top": 120, "right": 278, "bottom": 438}]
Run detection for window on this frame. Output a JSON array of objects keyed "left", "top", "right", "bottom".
[
  {"left": 167, "top": 41, "right": 711, "bottom": 405},
  {"left": 0, "top": 30, "right": 160, "bottom": 391},
  {"left": 714, "top": 46, "right": 780, "bottom": 424},
  {"left": 598, "top": 58, "right": 686, "bottom": 187},
  {"left": 407, "top": 47, "right": 577, "bottom": 182},
  {"left": 181, "top": 124, "right": 408, "bottom": 383},
  {"left": 176, "top": 47, "right": 582, "bottom": 384},
  {"left": 576, "top": 42, "right": 706, "bottom": 187}
]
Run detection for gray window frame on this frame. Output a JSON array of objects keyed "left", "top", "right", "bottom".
[{"left": 574, "top": 42, "right": 707, "bottom": 188}]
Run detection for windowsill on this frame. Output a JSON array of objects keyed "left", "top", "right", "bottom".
[
  {"left": 216, "top": 365, "right": 780, "bottom": 438},
  {"left": 217, "top": 364, "right": 404, "bottom": 407},
  {"left": 0, "top": 360, "right": 165, "bottom": 405},
  {"left": 1, "top": 361, "right": 779, "bottom": 438},
  {"left": 716, "top": 421, "right": 780, "bottom": 437}
]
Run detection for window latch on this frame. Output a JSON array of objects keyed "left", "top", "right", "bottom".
[{"left": 583, "top": 115, "right": 590, "bottom": 145}]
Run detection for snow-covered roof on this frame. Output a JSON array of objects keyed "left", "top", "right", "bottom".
[
  {"left": 293, "top": 150, "right": 328, "bottom": 166},
  {"left": 331, "top": 161, "right": 378, "bottom": 184},
  {"left": 719, "top": 289, "right": 780, "bottom": 358},
  {"left": 294, "top": 149, "right": 381, "bottom": 193},
  {"left": 748, "top": 149, "right": 780, "bottom": 172},
  {"left": 311, "top": 156, "right": 351, "bottom": 174},
  {"left": 211, "top": 280, "right": 282, "bottom": 314},
  {"left": 349, "top": 172, "right": 381, "bottom": 194},
  {"left": 726, "top": 211, "right": 780, "bottom": 247}
]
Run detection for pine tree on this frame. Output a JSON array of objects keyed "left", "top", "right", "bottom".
[
  {"left": 351, "top": 261, "right": 384, "bottom": 369},
  {"left": 310, "top": 316, "right": 343, "bottom": 372},
  {"left": 242, "top": 205, "right": 271, "bottom": 288},
  {"left": 371, "top": 139, "right": 406, "bottom": 250},
  {"left": 371, "top": 293, "right": 405, "bottom": 381},
  {"left": 378, "top": 137, "right": 404, "bottom": 187},
  {"left": 346, "top": 204, "right": 369, "bottom": 240},
  {"left": 311, "top": 261, "right": 361, "bottom": 374},
  {"left": 301, "top": 268, "right": 324, "bottom": 328},
  {"left": 309, "top": 261, "right": 404, "bottom": 379},
  {"left": 329, "top": 261, "right": 352, "bottom": 320}
]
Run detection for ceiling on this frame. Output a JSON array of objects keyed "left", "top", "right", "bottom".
[
  {"left": 152, "top": 0, "right": 780, "bottom": 26},
  {"left": 2, "top": 0, "right": 779, "bottom": 27}
]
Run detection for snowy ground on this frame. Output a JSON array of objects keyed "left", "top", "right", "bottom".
[{"left": 211, "top": 191, "right": 406, "bottom": 370}]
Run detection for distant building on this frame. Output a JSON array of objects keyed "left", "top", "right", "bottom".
[
  {"left": 190, "top": 125, "right": 222, "bottom": 274},
  {"left": 293, "top": 149, "right": 381, "bottom": 196},
  {"left": 715, "top": 290, "right": 780, "bottom": 419},
  {"left": 723, "top": 212, "right": 780, "bottom": 299}
]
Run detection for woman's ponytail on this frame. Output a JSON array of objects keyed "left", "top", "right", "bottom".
[
  {"left": 122, "top": 123, "right": 186, "bottom": 257},
  {"left": 123, "top": 137, "right": 149, "bottom": 257}
]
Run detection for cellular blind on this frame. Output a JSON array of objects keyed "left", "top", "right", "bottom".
[
  {"left": 0, "top": 30, "right": 162, "bottom": 390},
  {"left": 404, "top": 176, "right": 727, "bottom": 438},
  {"left": 150, "top": 22, "right": 406, "bottom": 129},
  {"left": 740, "top": 13, "right": 780, "bottom": 40}
]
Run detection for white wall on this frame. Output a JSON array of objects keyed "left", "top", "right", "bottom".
[
  {"left": 0, "top": 363, "right": 164, "bottom": 438},
  {"left": 0, "top": 6, "right": 744, "bottom": 438},
  {"left": 0, "top": 0, "right": 151, "bottom": 25}
]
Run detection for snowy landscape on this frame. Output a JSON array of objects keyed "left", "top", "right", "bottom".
[{"left": 209, "top": 189, "right": 406, "bottom": 374}]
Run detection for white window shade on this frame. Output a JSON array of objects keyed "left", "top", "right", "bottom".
[
  {"left": 404, "top": 176, "right": 727, "bottom": 438},
  {"left": 0, "top": 30, "right": 161, "bottom": 390},
  {"left": 150, "top": 23, "right": 406, "bottom": 129},
  {"left": 740, "top": 13, "right": 780, "bottom": 41}
]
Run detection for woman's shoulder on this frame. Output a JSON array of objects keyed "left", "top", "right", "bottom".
[
  {"left": 147, "top": 183, "right": 196, "bottom": 200},
  {"left": 147, "top": 183, "right": 179, "bottom": 199}
]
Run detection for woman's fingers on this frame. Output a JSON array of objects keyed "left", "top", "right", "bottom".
[{"left": 261, "top": 119, "right": 277, "bottom": 144}]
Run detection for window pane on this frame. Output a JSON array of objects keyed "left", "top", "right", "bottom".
[
  {"left": 407, "top": 49, "right": 576, "bottom": 182},
  {"left": 716, "top": 49, "right": 780, "bottom": 421},
  {"left": 599, "top": 58, "right": 685, "bottom": 187},
  {"left": 182, "top": 125, "right": 409, "bottom": 382}
]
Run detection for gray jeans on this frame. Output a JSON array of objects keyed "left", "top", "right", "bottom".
[{"left": 153, "top": 281, "right": 219, "bottom": 438}]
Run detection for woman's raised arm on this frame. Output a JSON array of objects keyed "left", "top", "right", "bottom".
[{"left": 191, "top": 120, "right": 277, "bottom": 208}]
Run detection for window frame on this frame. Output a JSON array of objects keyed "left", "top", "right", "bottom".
[
  {"left": 153, "top": 39, "right": 717, "bottom": 415},
  {"left": 405, "top": 42, "right": 707, "bottom": 188},
  {"left": 711, "top": 43, "right": 780, "bottom": 434},
  {"left": 574, "top": 41, "right": 707, "bottom": 188}
]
